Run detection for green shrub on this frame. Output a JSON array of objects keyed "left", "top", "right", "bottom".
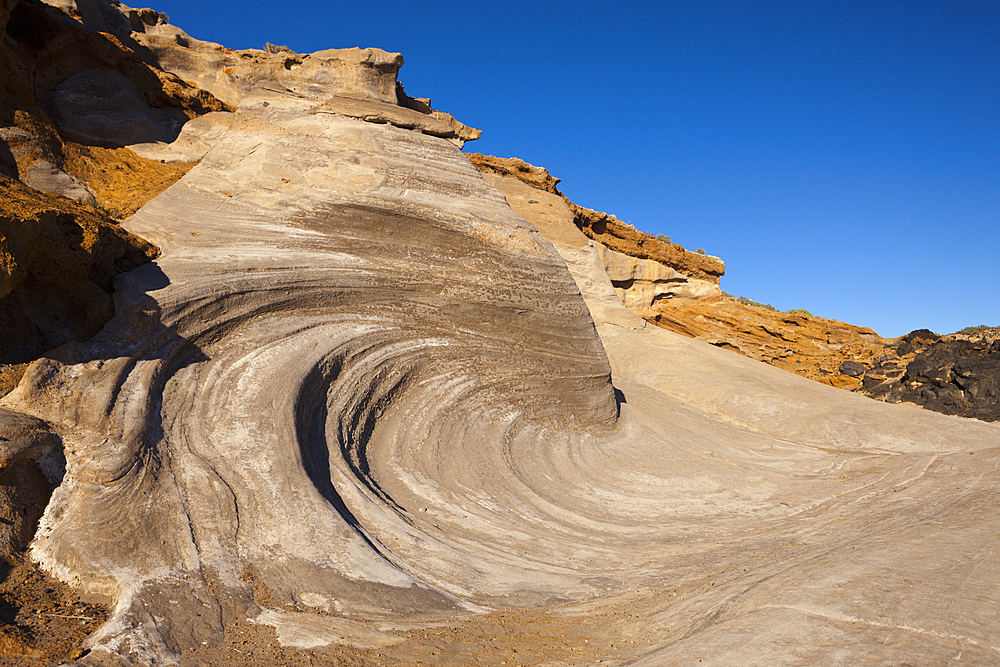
[
  {"left": 787, "top": 309, "right": 813, "bottom": 317},
  {"left": 720, "top": 291, "right": 778, "bottom": 312},
  {"left": 265, "top": 42, "right": 297, "bottom": 55},
  {"left": 656, "top": 234, "right": 671, "bottom": 244},
  {"left": 696, "top": 247, "right": 706, "bottom": 254},
  {"left": 955, "top": 324, "right": 996, "bottom": 335},
  {"left": 81, "top": 197, "right": 115, "bottom": 218}
]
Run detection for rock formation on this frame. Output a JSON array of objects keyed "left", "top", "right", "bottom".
[
  {"left": 469, "top": 156, "right": 1000, "bottom": 423},
  {"left": 1, "top": 0, "right": 210, "bottom": 378},
  {"left": 649, "top": 295, "right": 893, "bottom": 389},
  {"left": 0, "top": 3, "right": 998, "bottom": 667},
  {"left": 0, "top": 175, "right": 158, "bottom": 367},
  {"left": 467, "top": 156, "right": 899, "bottom": 387},
  {"left": 468, "top": 153, "right": 726, "bottom": 283},
  {"left": 858, "top": 329, "right": 1000, "bottom": 421}
]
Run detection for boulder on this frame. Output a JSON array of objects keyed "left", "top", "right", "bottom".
[
  {"left": 0, "top": 407, "right": 61, "bottom": 558},
  {"left": 130, "top": 110, "right": 234, "bottom": 162},
  {"left": 23, "top": 159, "right": 95, "bottom": 201},
  {"left": 53, "top": 69, "right": 188, "bottom": 146},
  {"left": 596, "top": 243, "right": 720, "bottom": 315},
  {"left": 901, "top": 328, "right": 942, "bottom": 345},
  {"left": 839, "top": 359, "right": 866, "bottom": 377}
]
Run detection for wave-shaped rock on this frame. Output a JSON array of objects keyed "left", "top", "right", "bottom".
[
  {"left": 4, "top": 67, "right": 619, "bottom": 663},
  {"left": 1, "top": 6, "right": 998, "bottom": 667}
]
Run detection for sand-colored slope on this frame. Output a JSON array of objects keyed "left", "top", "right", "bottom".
[
  {"left": 490, "top": 170, "right": 1000, "bottom": 666},
  {"left": 3, "top": 105, "right": 995, "bottom": 666}
]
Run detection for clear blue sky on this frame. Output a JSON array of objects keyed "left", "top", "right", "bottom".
[{"left": 149, "top": 0, "right": 998, "bottom": 337}]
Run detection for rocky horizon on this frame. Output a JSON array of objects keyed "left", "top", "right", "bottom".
[{"left": 1, "top": 2, "right": 998, "bottom": 666}]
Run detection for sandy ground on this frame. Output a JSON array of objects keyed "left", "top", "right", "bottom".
[
  {"left": 181, "top": 606, "right": 641, "bottom": 667},
  {"left": 0, "top": 556, "right": 107, "bottom": 666}
]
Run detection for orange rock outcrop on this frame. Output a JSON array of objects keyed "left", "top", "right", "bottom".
[
  {"left": 468, "top": 153, "right": 900, "bottom": 391},
  {"left": 650, "top": 296, "right": 892, "bottom": 390}
]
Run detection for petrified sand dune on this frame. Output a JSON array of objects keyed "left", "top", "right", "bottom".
[{"left": 1, "top": 10, "right": 998, "bottom": 667}]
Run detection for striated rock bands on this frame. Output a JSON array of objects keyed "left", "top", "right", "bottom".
[
  {"left": 4, "top": 73, "right": 618, "bottom": 663},
  {"left": 473, "top": 151, "right": 1000, "bottom": 667},
  {"left": 1, "top": 3, "right": 999, "bottom": 666}
]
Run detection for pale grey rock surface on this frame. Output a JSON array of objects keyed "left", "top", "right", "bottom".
[
  {"left": 5, "top": 4, "right": 1000, "bottom": 666},
  {"left": 129, "top": 110, "right": 233, "bottom": 162},
  {"left": 23, "top": 159, "right": 96, "bottom": 201},
  {"left": 53, "top": 69, "right": 187, "bottom": 146},
  {"left": 5, "top": 78, "right": 613, "bottom": 664}
]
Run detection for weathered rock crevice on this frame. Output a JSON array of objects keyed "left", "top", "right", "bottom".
[{"left": 0, "top": 174, "right": 158, "bottom": 368}]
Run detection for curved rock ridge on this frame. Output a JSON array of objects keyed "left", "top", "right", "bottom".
[
  {"left": 4, "top": 82, "right": 619, "bottom": 663},
  {"left": 1, "top": 14, "right": 998, "bottom": 667}
]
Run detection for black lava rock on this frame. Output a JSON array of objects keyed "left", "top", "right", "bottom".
[
  {"left": 839, "top": 360, "right": 866, "bottom": 377},
  {"left": 860, "top": 335, "right": 1000, "bottom": 421}
]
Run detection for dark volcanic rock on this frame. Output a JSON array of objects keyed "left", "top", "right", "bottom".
[
  {"left": 902, "top": 329, "right": 942, "bottom": 345},
  {"left": 861, "top": 333, "right": 1000, "bottom": 421},
  {"left": 839, "top": 360, "right": 866, "bottom": 377}
]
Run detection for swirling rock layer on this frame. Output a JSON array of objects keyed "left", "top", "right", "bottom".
[
  {"left": 5, "top": 83, "right": 620, "bottom": 663},
  {"left": 1, "top": 36, "right": 998, "bottom": 667}
]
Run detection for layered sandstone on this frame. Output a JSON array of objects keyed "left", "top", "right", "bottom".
[
  {"left": 650, "top": 296, "right": 892, "bottom": 390},
  {"left": 474, "top": 165, "right": 1000, "bottom": 667},
  {"left": 0, "top": 3, "right": 998, "bottom": 667}
]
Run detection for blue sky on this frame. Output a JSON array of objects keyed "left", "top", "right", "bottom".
[{"left": 149, "top": 0, "right": 998, "bottom": 337}]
